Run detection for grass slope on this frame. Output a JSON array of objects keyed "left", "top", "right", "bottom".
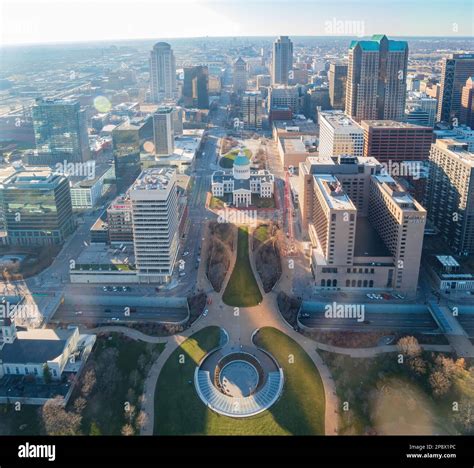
[{"left": 222, "top": 226, "right": 262, "bottom": 307}]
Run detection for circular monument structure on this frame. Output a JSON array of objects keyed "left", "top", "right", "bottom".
[{"left": 195, "top": 347, "right": 284, "bottom": 418}]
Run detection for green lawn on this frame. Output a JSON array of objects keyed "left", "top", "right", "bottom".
[
  {"left": 153, "top": 326, "right": 325, "bottom": 435},
  {"left": 222, "top": 226, "right": 262, "bottom": 307},
  {"left": 219, "top": 148, "right": 251, "bottom": 168},
  {"left": 154, "top": 326, "right": 224, "bottom": 435}
]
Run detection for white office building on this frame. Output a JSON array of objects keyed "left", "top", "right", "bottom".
[
  {"left": 318, "top": 110, "right": 364, "bottom": 158},
  {"left": 130, "top": 168, "right": 179, "bottom": 283},
  {"left": 150, "top": 42, "right": 177, "bottom": 103},
  {"left": 153, "top": 107, "right": 175, "bottom": 156}
]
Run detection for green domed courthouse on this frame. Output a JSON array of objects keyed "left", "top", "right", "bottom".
[{"left": 211, "top": 150, "right": 274, "bottom": 207}]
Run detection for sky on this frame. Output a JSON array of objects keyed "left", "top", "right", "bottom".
[{"left": 0, "top": 0, "right": 473, "bottom": 46}]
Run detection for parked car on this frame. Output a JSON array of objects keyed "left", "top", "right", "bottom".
[
  {"left": 183, "top": 251, "right": 190, "bottom": 257},
  {"left": 301, "top": 312, "right": 310, "bottom": 318},
  {"left": 203, "top": 309, "right": 208, "bottom": 317}
]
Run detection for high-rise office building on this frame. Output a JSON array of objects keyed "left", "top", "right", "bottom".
[
  {"left": 361, "top": 120, "right": 433, "bottom": 162},
  {"left": 328, "top": 62, "right": 348, "bottom": 110},
  {"left": 183, "top": 66, "right": 209, "bottom": 109},
  {"left": 112, "top": 117, "right": 153, "bottom": 192},
  {"left": 153, "top": 107, "right": 174, "bottom": 156},
  {"left": 425, "top": 138, "right": 474, "bottom": 255},
  {"left": 460, "top": 77, "right": 474, "bottom": 129},
  {"left": 268, "top": 85, "right": 299, "bottom": 112},
  {"left": 318, "top": 111, "right": 364, "bottom": 158},
  {"left": 0, "top": 168, "right": 75, "bottom": 245},
  {"left": 345, "top": 35, "right": 408, "bottom": 122},
  {"left": 242, "top": 91, "right": 263, "bottom": 130},
  {"left": 298, "top": 155, "right": 425, "bottom": 295},
  {"left": 130, "top": 168, "right": 179, "bottom": 283},
  {"left": 172, "top": 106, "right": 184, "bottom": 136},
  {"left": 233, "top": 57, "right": 248, "bottom": 94},
  {"left": 32, "top": 98, "right": 90, "bottom": 164},
  {"left": 272, "top": 36, "right": 293, "bottom": 85},
  {"left": 437, "top": 54, "right": 474, "bottom": 124},
  {"left": 149, "top": 42, "right": 177, "bottom": 103}
]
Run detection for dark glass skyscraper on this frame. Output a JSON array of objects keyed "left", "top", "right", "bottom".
[
  {"left": 112, "top": 117, "right": 152, "bottom": 193},
  {"left": 0, "top": 168, "right": 75, "bottom": 245},
  {"left": 32, "top": 98, "right": 90, "bottom": 163},
  {"left": 437, "top": 54, "right": 474, "bottom": 124},
  {"left": 183, "top": 66, "right": 209, "bottom": 109}
]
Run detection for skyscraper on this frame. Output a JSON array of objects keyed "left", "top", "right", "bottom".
[
  {"left": 153, "top": 107, "right": 174, "bottom": 156},
  {"left": 32, "top": 98, "right": 90, "bottom": 163},
  {"left": 0, "top": 168, "right": 75, "bottom": 245},
  {"left": 345, "top": 35, "right": 408, "bottom": 122},
  {"left": 149, "top": 42, "right": 177, "bottom": 103},
  {"left": 242, "top": 91, "right": 263, "bottom": 130},
  {"left": 460, "top": 77, "right": 474, "bottom": 129},
  {"left": 272, "top": 36, "right": 293, "bottom": 85},
  {"left": 183, "top": 66, "right": 209, "bottom": 109},
  {"left": 233, "top": 57, "right": 248, "bottom": 94},
  {"left": 425, "top": 138, "right": 474, "bottom": 255},
  {"left": 328, "top": 62, "right": 348, "bottom": 110},
  {"left": 437, "top": 54, "right": 474, "bottom": 124},
  {"left": 130, "top": 168, "right": 179, "bottom": 283},
  {"left": 112, "top": 117, "right": 152, "bottom": 192}
]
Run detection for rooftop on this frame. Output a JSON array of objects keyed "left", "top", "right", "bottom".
[
  {"left": 132, "top": 167, "right": 176, "bottom": 191},
  {"left": 362, "top": 120, "right": 432, "bottom": 130},
  {"left": 314, "top": 174, "right": 355, "bottom": 210},
  {"left": 319, "top": 111, "right": 362, "bottom": 131}
]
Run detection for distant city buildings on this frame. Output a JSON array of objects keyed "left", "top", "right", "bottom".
[
  {"left": 345, "top": 35, "right": 408, "bottom": 122},
  {"left": 32, "top": 98, "right": 90, "bottom": 164},
  {"left": 242, "top": 91, "right": 263, "bottom": 130},
  {"left": 328, "top": 62, "right": 347, "bottom": 110},
  {"left": 318, "top": 111, "right": 364, "bottom": 158},
  {"left": 233, "top": 57, "right": 248, "bottom": 94},
  {"left": 153, "top": 107, "right": 174, "bottom": 156},
  {"left": 437, "top": 54, "right": 474, "bottom": 124},
  {"left": 130, "top": 168, "right": 179, "bottom": 283},
  {"left": 425, "top": 138, "right": 474, "bottom": 255},
  {"left": 183, "top": 65, "right": 209, "bottom": 109},
  {"left": 405, "top": 91, "right": 437, "bottom": 127},
  {"left": 0, "top": 167, "right": 75, "bottom": 245},
  {"left": 272, "top": 36, "right": 293, "bottom": 85},
  {"left": 149, "top": 42, "right": 177, "bottom": 103}
]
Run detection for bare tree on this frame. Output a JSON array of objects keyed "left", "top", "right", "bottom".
[
  {"left": 429, "top": 370, "right": 451, "bottom": 396},
  {"left": 39, "top": 396, "right": 82, "bottom": 435},
  {"left": 121, "top": 423, "right": 134, "bottom": 436}
]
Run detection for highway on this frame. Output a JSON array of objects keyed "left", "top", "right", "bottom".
[{"left": 299, "top": 309, "right": 439, "bottom": 332}]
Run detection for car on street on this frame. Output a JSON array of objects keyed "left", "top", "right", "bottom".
[
  {"left": 203, "top": 309, "right": 208, "bottom": 317},
  {"left": 111, "top": 317, "right": 119, "bottom": 321},
  {"left": 112, "top": 286, "right": 118, "bottom": 292},
  {"left": 179, "top": 272, "right": 186, "bottom": 277},
  {"left": 300, "top": 312, "right": 310, "bottom": 318},
  {"left": 75, "top": 311, "right": 83, "bottom": 315}
]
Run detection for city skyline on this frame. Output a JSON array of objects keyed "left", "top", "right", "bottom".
[{"left": 0, "top": 0, "right": 473, "bottom": 46}]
